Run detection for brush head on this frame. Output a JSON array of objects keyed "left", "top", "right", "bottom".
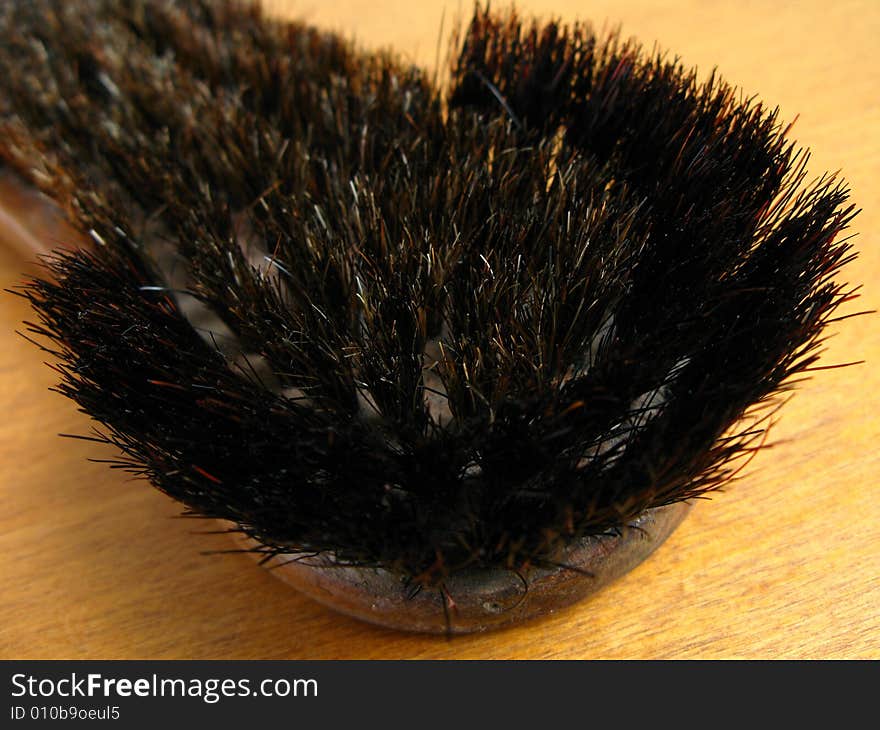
[{"left": 1, "top": 1, "right": 859, "bottom": 588}]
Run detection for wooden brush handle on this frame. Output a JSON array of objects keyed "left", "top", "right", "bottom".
[
  {"left": 232, "top": 502, "right": 691, "bottom": 634},
  {"left": 0, "top": 171, "right": 85, "bottom": 258}
]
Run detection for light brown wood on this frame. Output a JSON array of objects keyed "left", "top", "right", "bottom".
[{"left": 1, "top": 0, "right": 877, "bottom": 659}]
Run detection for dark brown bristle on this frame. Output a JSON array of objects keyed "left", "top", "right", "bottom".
[{"left": 0, "top": 0, "right": 861, "bottom": 586}]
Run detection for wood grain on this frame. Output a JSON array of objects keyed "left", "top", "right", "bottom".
[{"left": 1, "top": 0, "right": 877, "bottom": 659}]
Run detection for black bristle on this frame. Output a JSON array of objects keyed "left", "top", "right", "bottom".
[{"left": 0, "top": 1, "right": 861, "bottom": 586}]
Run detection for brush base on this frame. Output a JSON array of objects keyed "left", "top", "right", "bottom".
[{"left": 236, "top": 502, "right": 690, "bottom": 634}]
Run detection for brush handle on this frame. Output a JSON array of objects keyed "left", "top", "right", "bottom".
[
  {"left": 0, "top": 171, "right": 84, "bottom": 258},
  {"left": 235, "top": 502, "right": 691, "bottom": 634}
]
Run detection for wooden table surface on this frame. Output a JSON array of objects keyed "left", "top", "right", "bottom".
[{"left": 1, "top": 0, "right": 877, "bottom": 659}]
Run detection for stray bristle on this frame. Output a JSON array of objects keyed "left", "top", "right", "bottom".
[{"left": 0, "top": 1, "right": 860, "bottom": 585}]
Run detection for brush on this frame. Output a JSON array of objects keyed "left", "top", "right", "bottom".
[{"left": 0, "top": 0, "right": 862, "bottom": 633}]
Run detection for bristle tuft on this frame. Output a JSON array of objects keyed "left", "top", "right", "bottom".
[{"left": 0, "top": 1, "right": 861, "bottom": 583}]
